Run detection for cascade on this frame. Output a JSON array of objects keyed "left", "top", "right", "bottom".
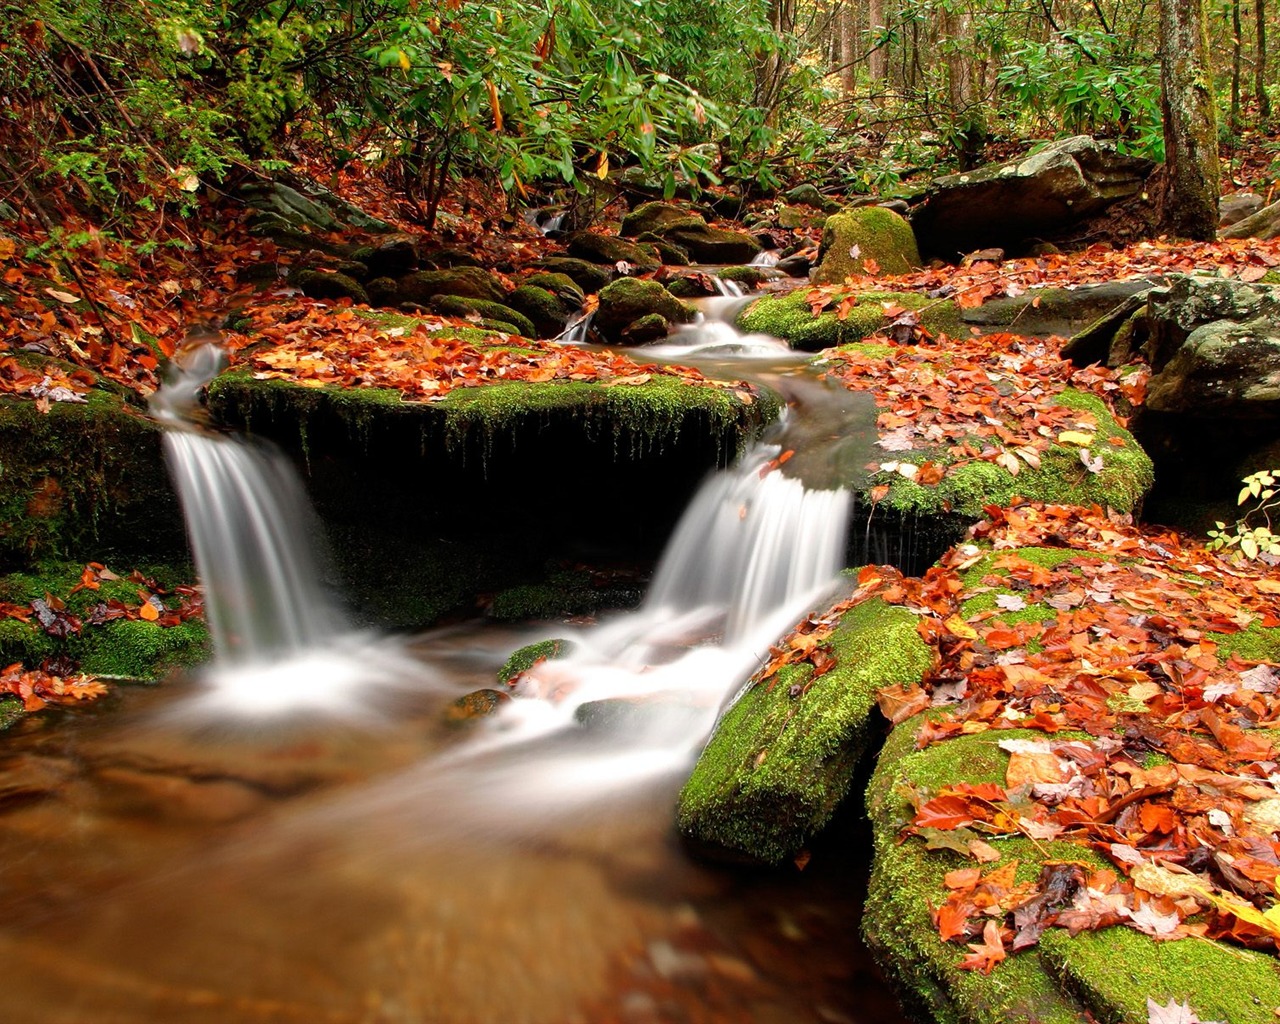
[
  {"left": 151, "top": 337, "right": 417, "bottom": 715},
  {"left": 749, "top": 249, "right": 780, "bottom": 267}
]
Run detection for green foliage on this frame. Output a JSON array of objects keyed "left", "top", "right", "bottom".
[
  {"left": 1207, "top": 469, "right": 1280, "bottom": 561},
  {"left": 995, "top": 31, "right": 1163, "bottom": 158}
]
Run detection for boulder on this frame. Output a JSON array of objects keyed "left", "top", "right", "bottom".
[
  {"left": 565, "top": 231, "right": 661, "bottom": 272},
  {"left": 635, "top": 234, "right": 692, "bottom": 266},
  {"left": 658, "top": 224, "right": 761, "bottom": 264},
  {"left": 1219, "top": 192, "right": 1265, "bottom": 228},
  {"left": 522, "top": 273, "right": 585, "bottom": 310},
  {"left": 358, "top": 236, "right": 419, "bottom": 278},
  {"left": 1219, "top": 197, "right": 1280, "bottom": 241},
  {"left": 776, "top": 205, "right": 824, "bottom": 230},
  {"left": 963, "top": 279, "right": 1159, "bottom": 338},
  {"left": 621, "top": 201, "right": 699, "bottom": 237},
  {"left": 397, "top": 267, "right": 508, "bottom": 306},
  {"left": 783, "top": 183, "right": 825, "bottom": 207},
  {"left": 290, "top": 269, "right": 369, "bottom": 305},
  {"left": 427, "top": 296, "right": 535, "bottom": 338},
  {"left": 775, "top": 253, "right": 813, "bottom": 277},
  {"left": 366, "top": 276, "right": 401, "bottom": 306},
  {"left": 810, "top": 208, "right": 921, "bottom": 284},
  {"left": 531, "top": 257, "right": 613, "bottom": 293},
  {"left": 505, "top": 285, "right": 570, "bottom": 338},
  {"left": 595, "top": 278, "right": 695, "bottom": 344},
  {"left": 909, "top": 136, "right": 1155, "bottom": 259}
]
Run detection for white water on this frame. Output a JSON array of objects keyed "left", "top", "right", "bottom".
[
  {"left": 750, "top": 250, "right": 780, "bottom": 267},
  {"left": 151, "top": 339, "right": 420, "bottom": 718}
]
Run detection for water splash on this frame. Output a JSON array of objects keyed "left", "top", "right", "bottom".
[{"left": 749, "top": 250, "right": 780, "bottom": 267}]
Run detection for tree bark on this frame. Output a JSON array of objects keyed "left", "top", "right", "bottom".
[
  {"left": 1258, "top": 0, "right": 1272, "bottom": 118},
  {"left": 1158, "top": 0, "right": 1220, "bottom": 240},
  {"left": 867, "top": 0, "right": 887, "bottom": 85},
  {"left": 1231, "top": 0, "right": 1243, "bottom": 132},
  {"left": 839, "top": 1, "right": 856, "bottom": 98}
]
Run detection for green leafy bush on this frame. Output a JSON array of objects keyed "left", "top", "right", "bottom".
[{"left": 1208, "top": 470, "right": 1280, "bottom": 561}]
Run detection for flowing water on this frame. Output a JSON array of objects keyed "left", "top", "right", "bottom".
[{"left": 0, "top": 312, "right": 911, "bottom": 1023}]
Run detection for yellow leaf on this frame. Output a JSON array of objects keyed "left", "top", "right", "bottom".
[
  {"left": 1057, "top": 430, "right": 1095, "bottom": 447},
  {"left": 138, "top": 600, "right": 160, "bottom": 621},
  {"left": 486, "top": 79, "right": 503, "bottom": 131},
  {"left": 595, "top": 150, "right": 610, "bottom": 179},
  {"left": 0, "top": 236, "right": 14, "bottom": 261},
  {"left": 397, "top": 49, "right": 411, "bottom": 71},
  {"left": 944, "top": 614, "right": 978, "bottom": 640},
  {"left": 44, "top": 287, "right": 82, "bottom": 304}
]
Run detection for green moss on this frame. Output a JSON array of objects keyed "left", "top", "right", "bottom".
[
  {"left": 497, "top": 637, "right": 573, "bottom": 684},
  {"left": 878, "top": 390, "right": 1153, "bottom": 518},
  {"left": 71, "top": 618, "right": 209, "bottom": 678},
  {"left": 1040, "top": 927, "right": 1280, "bottom": 1024},
  {"left": 677, "top": 597, "right": 933, "bottom": 864},
  {"left": 1211, "top": 621, "right": 1280, "bottom": 661},
  {"left": 0, "top": 696, "right": 23, "bottom": 730},
  {"left": 811, "top": 208, "right": 922, "bottom": 283},
  {"left": 427, "top": 296, "right": 536, "bottom": 338},
  {"left": 738, "top": 290, "right": 960, "bottom": 352},
  {"left": 0, "top": 384, "right": 179, "bottom": 563}
]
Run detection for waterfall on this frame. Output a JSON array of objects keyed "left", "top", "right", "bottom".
[
  {"left": 749, "top": 250, "right": 780, "bottom": 267},
  {"left": 151, "top": 337, "right": 418, "bottom": 716}
]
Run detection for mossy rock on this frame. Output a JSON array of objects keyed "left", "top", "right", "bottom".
[
  {"left": 622, "top": 312, "right": 671, "bottom": 344},
  {"left": 427, "top": 296, "right": 535, "bottom": 338},
  {"left": 397, "top": 267, "right": 508, "bottom": 305},
  {"left": 811, "top": 208, "right": 922, "bottom": 284},
  {"left": 864, "top": 726, "right": 1280, "bottom": 1023},
  {"left": 530, "top": 257, "right": 612, "bottom": 293},
  {"left": 366, "top": 276, "right": 401, "bottom": 306},
  {"left": 777, "top": 205, "right": 825, "bottom": 230},
  {"left": 736, "top": 289, "right": 960, "bottom": 352},
  {"left": 596, "top": 278, "right": 696, "bottom": 344},
  {"left": 659, "top": 224, "right": 762, "bottom": 264},
  {"left": 565, "top": 232, "right": 661, "bottom": 272},
  {"left": 443, "top": 687, "right": 511, "bottom": 725},
  {"left": 676, "top": 597, "right": 934, "bottom": 865},
  {"left": 497, "top": 637, "right": 575, "bottom": 683},
  {"left": 621, "top": 201, "right": 702, "bottom": 237},
  {"left": 291, "top": 269, "right": 370, "bottom": 305},
  {"left": 522, "top": 273, "right": 585, "bottom": 309},
  {"left": 506, "top": 285, "right": 571, "bottom": 338},
  {"left": 636, "top": 234, "right": 692, "bottom": 266},
  {"left": 0, "top": 378, "right": 183, "bottom": 566},
  {"left": 716, "top": 266, "right": 768, "bottom": 287},
  {"left": 872, "top": 389, "right": 1153, "bottom": 518}
]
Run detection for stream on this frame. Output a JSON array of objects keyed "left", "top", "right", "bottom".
[{"left": 0, "top": 294, "right": 911, "bottom": 1024}]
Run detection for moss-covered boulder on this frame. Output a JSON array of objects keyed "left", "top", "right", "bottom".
[
  {"left": 659, "top": 224, "right": 762, "bottom": 264},
  {"left": 0, "top": 378, "right": 183, "bottom": 566},
  {"left": 291, "top": 269, "right": 370, "bottom": 305},
  {"left": 366, "top": 276, "right": 402, "bottom": 306},
  {"left": 636, "top": 234, "right": 692, "bottom": 266},
  {"left": 522, "top": 273, "right": 585, "bottom": 309},
  {"left": 530, "top": 257, "right": 612, "bottom": 293},
  {"left": 505, "top": 285, "right": 571, "bottom": 338},
  {"left": 596, "top": 278, "right": 695, "bottom": 344},
  {"left": 621, "top": 201, "right": 699, "bottom": 237},
  {"left": 427, "top": 296, "right": 535, "bottom": 338},
  {"left": 736, "top": 289, "right": 960, "bottom": 351},
  {"left": 677, "top": 596, "right": 934, "bottom": 864},
  {"left": 810, "top": 208, "right": 922, "bottom": 284},
  {"left": 398, "top": 267, "right": 508, "bottom": 305},
  {"left": 777, "top": 205, "right": 825, "bottom": 230},
  {"left": 497, "top": 637, "right": 575, "bottom": 683},
  {"left": 565, "top": 232, "right": 661, "bottom": 272},
  {"left": 716, "top": 265, "right": 769, "bottom": 288}
]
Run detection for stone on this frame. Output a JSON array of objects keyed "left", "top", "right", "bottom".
[
  {"left": 443, "top": 688, "right": 511, "bottom": 725},
  {"left": 397, "top": 267, "right": 508, "bottom": 305},
  {"left": 595, "top": 278, "right": 695, "bottom": 344},
  {"left": 428, "top": 246, "right": 484, "bottom": 269},
  {"left": 810, "top": 207, "right": 921, "bottom": 284},
  {"left": 565, "top": 231, "right": 661, "bottom": 271},
  {"left": 366, "top": 276, "right": 401, "bottom": 306},
  {"left": 775, "top": 254, "right": 812, "bottom": 278},
  {"left": 783, "top": 183, "right": 825, "bottom": 207},
  {"left": 505, "top": 285, "right": 570, "bottom": 338},
  {"left": 909, "top": 135, "right": 1155, "bottom": 258},
  {"left": 363, "top": 236, "right": 420, "bottom": 277},
  {"left": 657, "top": 224, "right": 761, "bottom": 264},
  {"left": 521, "top": 273, "right": 584, "bottom": 310},
  {"left": 530, "top": 257, "right": 613, "bottom": 293},
  {"left": 776, "top": 205, "right": 823, "bottom": 230},
  {"left": 1219, "top": 192, "right": 1265, "bottom": 228},
  {"left": 427, "top": 296, "right": 536, "bottom": 338},
  {"left": 622, "top": 312, "right": 671, "bottom": 344},
  {"left": 962, "top": 279, "right": 1159, "bottom": 337},
  {"left": 621, "top": 201, "right": 700, "bottom": 237},
  {"left": 290, "top": 268, "right": 369, "bottom": 305},
  {"left": 635, "top": 234, "right": 691, "bottom": 266}
]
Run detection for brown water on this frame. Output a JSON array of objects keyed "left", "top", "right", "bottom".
[{"left": 0, "top": 625, "right": 907, "bottom": 1024}]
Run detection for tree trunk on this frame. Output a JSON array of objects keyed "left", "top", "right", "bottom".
[
  {"left": 867, "top": 0, "right": 887, "bottom": 86},
  {"left": 942, "top": 5, "right": 984, "bottom": 169},
  {"left": 840, "top": 2, "right": 856, "bottom": 98},
  {"left": 1231, "top": 0, "right": 1242, "bottom": 132},
  {"left": 1158, "top": 0, "right": 1220, "bottom": 240},
  {"left": 1258, "top": 0, "right": 1272, "bottom": 118}
]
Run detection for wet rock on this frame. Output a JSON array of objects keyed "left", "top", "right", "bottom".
[
  {"left": 596, "top": 278, "right": 695, "bottom": 344},
  {"left": 659, "top": 224, "right": 761, "bottom": 264},
  {"left": 531, "top": 257, "right": 613, "bottom": 293},
  {"left": 962, "top": 279, "right": 1158, "bottom": 337},
  {"left": 521, "top": 273, "right": 585, "bottom": 310},
  {"left": 505, "top": 285, "right": 570, "bottom": 338},
  {"left": 910, "top": 135, "right": 1155, "bottom": 258},
  {"left": 715, "top": 266, "right": 768, "bottom": 288},
  {"left": 566, "top": 232, "right": 662, "bottom": 272},
  {"left": 810, "top": 208, "right": 921, "bottom": 284},
  {"left": 499, "top": 638, "right": 575, "bottom": 685},
  {"left": 291, "top": 269, "right": 370, "bottom": 305},
  {"left": 775, "top": 254, "right": 812, "bottom": 278},
  {"left": 427, "top": 296, "right": 535, "bottom": 338},
  {"left": 622, "top": 201, "right": 698, "bottom": 237},
  {"left": 622, "top": 313, "right": 671, "bottom": 344},
  {"left": 398, "top": 267, "right": 508, "bottom": 305},
  {"left": 443, "top": 688, "right": 512, "bottom": 725},
  {"left": 94, "top": 766, "right": 267, "bottom": 823},
  {"left": 1219, "top": 192, "right": 1265, "bottom": 228},
  {"left": 361, "top": 236, "right": 420, "bottom": 278}
]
